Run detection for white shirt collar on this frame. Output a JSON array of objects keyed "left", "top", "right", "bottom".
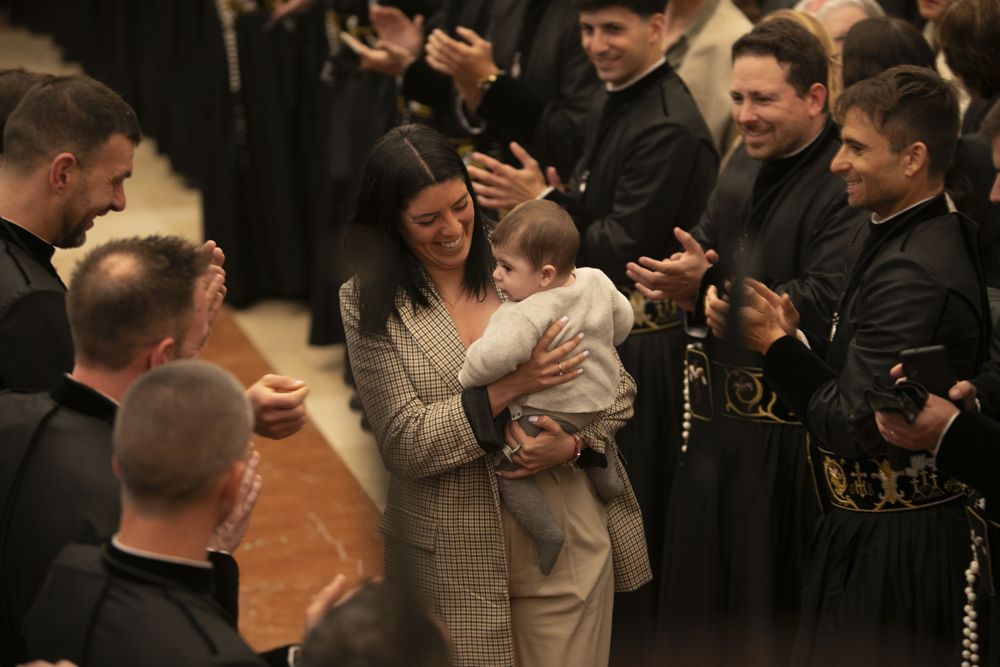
[
  {"left": 112, "top": 535, "right": 212, "bottom": 569},
  {"left": 870, "top": 193, "right": 941, "bottom": 225},
  {"left": 607, "top": 57, "right": 667, "bottom": 93}
]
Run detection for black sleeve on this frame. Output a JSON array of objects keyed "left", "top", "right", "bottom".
[
  {"left": 460, "top": 386, "right": 510, "bottom": 454},
  {"left": 936, "top": 410, "right": 1000, "bottom": 499},
  {"left": 763, "top": 334, "right": 838, "bottom": 421},
  {"left": 401, "top": 58, "right": 453, "bottom": 110},
  {"left": 778, "top": 258, "right": 972, "bottom": 458},
  {"left": 475, "top": 33, "right": 597, "bottom": 175}
]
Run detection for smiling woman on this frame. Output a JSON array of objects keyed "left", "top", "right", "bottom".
[{"left": 338, "top": 124, "right": 649, "bottom": 666}]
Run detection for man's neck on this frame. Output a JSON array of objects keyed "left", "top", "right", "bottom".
[
  {"left": 873, "top": 185, "right": 943, "bottom": 222},
  {"left": 71, "top": 363, "right": 143, "bottom": 404},
  {"left": 773, "top": 118, "right": 827, "bottom": 161},
  {"left": 608, "top": 56, "right": 666, "bottom": 93},
  {"left": 116, "top": 504, "right": 216, "bottom": 564},
  {"left": 0, "top": 175, "right": 58, "bottom": 245}
]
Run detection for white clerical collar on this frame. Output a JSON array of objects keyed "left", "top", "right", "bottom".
[
  {"left": 870, "top": 193, "right": 941, "bottom": 225},
  {"left": 112, "top": 535, "right": 212, "bottom": 569},
  {"left": 607, "top": 57, "right": 667, "bottom": 93}
]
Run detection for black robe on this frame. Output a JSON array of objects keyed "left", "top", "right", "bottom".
[
  {"left": 463, "top": 0, "right": 599, "bottom": 176},
  {"left": 0, "top": 376, "right": 240, "bottom": 667},
  {"left": 308, "top": 0, "right": 403, "bottom": 345},
  {"left": 656, "top": 120, "right": 866, "bottom": 666},
  {"left": 23, "top": 543, "right": 263, "bottom": 667},
  {"left": 0, "top": 377, "right": 118, "bottom": 665},
  {"left": 0, "top": 218, "right": 72, "bottom": 392},
  {"left": 763, "top": 195, "right": 989, "bottom": 666},
  {"left": 545, "top": 60, "right": 719, "bottom": 664}
]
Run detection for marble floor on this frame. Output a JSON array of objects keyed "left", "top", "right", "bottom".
[{"left": 0, "top": 16, "right": 388, "bottom": 512}]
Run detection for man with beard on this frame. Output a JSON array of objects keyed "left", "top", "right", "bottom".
[
  {"left": 626, "top": 19, "right": 866, "bottom": 666},
  {"left": 737, "top": 66, "right": 989, "bottom": 665},
  {"left": 0, "top": 75, "right": 307, "bottom": 439},
  {"left": 0, "top": 75, "right": 138, "bottom": 391},
  {"left": 0, "top": 236, "right": 261, "bottom": 666}
]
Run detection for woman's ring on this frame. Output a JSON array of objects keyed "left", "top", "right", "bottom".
[
  {"left": 557, "top": 361, "right": 564, "bottom": 375},
  {"left": 502, "top": 443, "right": 522, "bottom": 461}
]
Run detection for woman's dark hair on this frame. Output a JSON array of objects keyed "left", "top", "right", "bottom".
[
  {"left": 347, "top": 124, "right": 493, "bottom": 334},
  {"left": 939, "top": 0, "right": 1000, "bottom": 101},
  {"left": 841, "top": 17, "right": 935, "bottom": 89}
]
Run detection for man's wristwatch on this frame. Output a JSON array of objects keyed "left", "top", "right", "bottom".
[{"left": 477, "top": 71, "right": 504, "bottom": 103}]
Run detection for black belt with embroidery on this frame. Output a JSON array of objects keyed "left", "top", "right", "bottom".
[
  {"left": 817, "top": 446, "right": 970, "bottom": 512},
  {"left": 616, "top": 284, "right": 681, "bottom": 334},
  {"left": 684, "top": 346, "right": 800, "bottom": 425}
]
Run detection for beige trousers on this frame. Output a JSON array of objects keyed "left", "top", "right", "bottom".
[{"left": 503, "top": 465, "right": 614, "bottom": 667}]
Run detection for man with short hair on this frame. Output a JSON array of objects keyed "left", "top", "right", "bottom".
[
  {"left": 0, "top": 235, "right": 228, "bottom": 666},
  {"left": 0, "top": 69, "right": 53, "bottom": 154},
  {"left": 738, "top": 65, "right": 989, "bottom": 665},
  {"left": 468, "top": 3, "right": 718, "bottom": 657},
  {"left": 628, "top": 18, "right": 866, "bottom": 665},
  {"left": 0, "top": 75, "right": 139, "bottom": 391},
  {"left": 301, "top": 580, "right": 451, "bottom": 667},
  {"left": 20, "top": 361, "right": 344, "bottom": 667},
  {"left": 0, "top": 234, "right": 307, "bottom": 666}
]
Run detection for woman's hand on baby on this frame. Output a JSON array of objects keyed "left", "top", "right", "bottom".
[
  {"left": 497, "top": 417, "right": 577, "bottom": 478},
  {"left": 486, "top": 316, "right": 587, "bottom": 415}
]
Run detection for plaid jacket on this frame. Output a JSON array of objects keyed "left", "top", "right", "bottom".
[{"left": 340, "top": 278, "right": 651, "bottom": 666}]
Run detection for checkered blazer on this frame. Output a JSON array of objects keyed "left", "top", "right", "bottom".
[{"left": 340, "top": 278, "right": 651, "bottom": 666}]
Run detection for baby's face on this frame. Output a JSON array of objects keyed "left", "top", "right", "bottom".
[{"left": 491, "top": 244, "right": 545, "bottom": 302}]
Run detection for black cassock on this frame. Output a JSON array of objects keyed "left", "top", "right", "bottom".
[
  {"left": 464, "top": 0, "right": 599, "bottom": 177},
  {"left": 23, "top": 543, "right": 260, "bottom": 667},
  {"left": 0, "top": 218, "right": 72, "bottom": 392},
  {"left": 0, "top": 377, "right": 119, "bottom": 666},
  {"left": 545, "top": 60, "right": 718, "bottom": 663},
  {"left": 307, "top": 0, "right": 402, "bottom": 345},
  {"left": 764, "top": 195, "right": 990, "bottom": 666},
  {"left": 656, "top": 119, "right": 865, "bottom": 666},
  {"left": 0, "top": 377, "right": 241, "bottom": 667},
  {"left": 936, "top": 403, "right": 1000, "bottom": 667}
]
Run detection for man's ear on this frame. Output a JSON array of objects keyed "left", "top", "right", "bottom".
[
  {"left": 111, "top": 455, "right": 123, "bottom": 481},
  {"left": 902, "top": 141, "right": 929, "bottom": 177},
  {"left": 48, "top": 152, "right": 79, "bottom": 194},
  {"left": 805, "top": 82, "right": 828, "bottom": 118},
  {"left": 539, "top": 264, "right": 557, "bottom": 288},
  {"left": 647, "top": 11, "right": 666, "bottom": 44},
  {"left": 147, "top": 337, "right": 177, "bottom": 369},
  {"left": 216, "top": 460, "right": 245, "bottom": 520}
]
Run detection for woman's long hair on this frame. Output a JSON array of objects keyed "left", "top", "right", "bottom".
[
  {"left": 841, "top": 17, "right": 935, "bottom": 89},
  {"left": 346, "top": 124, "right": 493, "bottom": 334}
]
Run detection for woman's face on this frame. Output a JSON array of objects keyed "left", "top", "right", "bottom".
[{"left": 399, "top": 178, "right": 475, "bottom": 274}]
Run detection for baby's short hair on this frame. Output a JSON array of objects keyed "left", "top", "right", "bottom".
[{"left": 491, "top": 200, "right": 579, "bottom": 275}]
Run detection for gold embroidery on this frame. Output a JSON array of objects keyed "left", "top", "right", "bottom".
[
  {"left": 820, "top": 451, "right": 969, "bottom": 512},
  {"left": 823, "top": 457, "right": 858, "bottom": 509},
  {"left": 722, "top": 366, "right": 800, "bottom": 424},
  {"left": 620, "top": 285, "right": 681, "bottom": 333},
  {"left": 685, "top": 347, "right": 712, "bottom": 421}
]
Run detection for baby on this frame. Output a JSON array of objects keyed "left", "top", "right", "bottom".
[{"left": 459, "top": 199, "right": 634, "bottom": 574}]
